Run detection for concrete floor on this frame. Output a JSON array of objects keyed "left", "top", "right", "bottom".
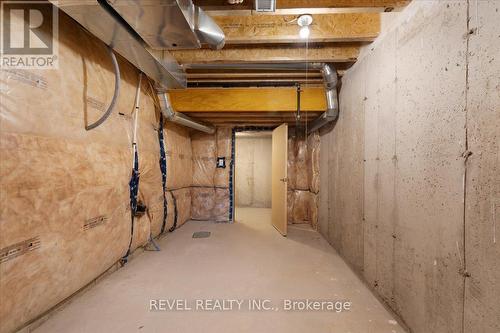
[{"left": 34, "top": 208, "right": 406, "bottom": 333}]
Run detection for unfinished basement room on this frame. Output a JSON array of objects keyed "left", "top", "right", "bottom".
[{"left": 0, "top": 0, "right": 498, "bottom": 332}]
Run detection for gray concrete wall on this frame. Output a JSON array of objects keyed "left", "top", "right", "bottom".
[
  {"left": 235, "top": 135, "right": 272, "bottom": 208},
  {"left": 464, "top": 1, "right": 500, "bottom": 331},
  {"left": 319, "top": 1, "right": 499, "bottom": 332}
]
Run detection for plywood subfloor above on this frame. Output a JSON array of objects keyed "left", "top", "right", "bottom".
[
  {"left": 195, "top": 0, "right": 410, "bottom": 11},
  {"left": 213, "top": 13, "right": 380, "bottom": 44}
]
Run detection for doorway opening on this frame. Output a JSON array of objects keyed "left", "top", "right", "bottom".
[{"left": 234, "top": 131, "right": 273, "bottom": 222}]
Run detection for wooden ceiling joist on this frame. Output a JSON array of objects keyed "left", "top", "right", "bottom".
[
  {"left": 171, "top": 44, "right": 358, "bottom": 64},
  {"left": 212, "top": 13, "right": 380, "bottom": 44},
  {"left": 187, "top": 72, "right": 323, "bottom": 78}
]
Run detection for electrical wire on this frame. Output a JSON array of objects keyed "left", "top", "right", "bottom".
[{"left": 86, "top": 46, "right": 121, "bottom": 130}]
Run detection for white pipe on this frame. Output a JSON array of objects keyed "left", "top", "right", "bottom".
[{"left": 132, "top": 73, "right": 142, "bottom": 147}]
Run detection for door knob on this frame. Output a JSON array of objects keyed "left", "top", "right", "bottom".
[{"left": 280, "top": 177, "right": 288, "bottom": 182}]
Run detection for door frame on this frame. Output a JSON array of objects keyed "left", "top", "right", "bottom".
[{"left": 229, "top": 126, "right": 276, "bottom": 222}]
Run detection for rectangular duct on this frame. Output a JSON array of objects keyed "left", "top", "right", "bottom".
[
  {"left": 51, "top": 0, "right": 186, "bottom": 89},
  {"left": 107, "top": 0, "right": 201, "bottom": 49},
  {"left": 255, "top": 0, "right": 276, "bottom": 12},
  {"left": 108, "top": 0, "right": 225, "bottom": 50}
]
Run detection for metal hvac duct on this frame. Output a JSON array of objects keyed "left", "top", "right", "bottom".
[
  {"left": 51, "top": 0, "right": 226, "bottom": 133},
  {"left": 51, "top": 0, "right": 186, "bottom": 89},
  {"left": 108, "top": 0, "right": 225, "bottom": 50},
  {"left": 307, "top": 63, "right": 338, "bottom": 134},
  {"left": 156, "top": 90, "right": 215, "bottom": 134}
]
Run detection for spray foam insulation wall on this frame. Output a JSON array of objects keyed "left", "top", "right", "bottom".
[
  {"left": 0, "top": 13, "right": 193, "bottom": 333},
  {"left": 318, "top": 1, "right": 499, "bottom": 332}
]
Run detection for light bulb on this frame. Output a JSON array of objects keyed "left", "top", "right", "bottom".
[{"left": 299, "top": 26, "right": 310, "bottom": 39}]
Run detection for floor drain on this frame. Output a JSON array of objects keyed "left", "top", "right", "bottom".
[{"left": 192, "top": 231, "right": 211, "bottom": 238}]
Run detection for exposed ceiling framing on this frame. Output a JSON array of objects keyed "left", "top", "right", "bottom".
[
  {"left": 166, "top": 0, "right": 411, "bottom": 125},
  {"left": 193, "top": 0, "right": 410, "bottom": 11}
]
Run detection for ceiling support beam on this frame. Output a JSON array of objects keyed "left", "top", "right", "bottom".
[
  {"left": 169, "top": 87, "right": 326, "bottom": 112},
  {"left": 172, "top": 44, "right": 358, "bottom": 64}
]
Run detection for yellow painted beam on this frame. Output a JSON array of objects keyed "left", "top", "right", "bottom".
[
  {"left": 169, "top": 87, "right": 326, "bottom": 112},
  {"left": 212, "top": 13, "right": 380, "bottom": 44}
]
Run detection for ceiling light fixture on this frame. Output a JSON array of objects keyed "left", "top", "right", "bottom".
[
  {"left": 297, "top": 14, "right": 313, "bottom": 39},
  {"left": 299, "top": 26, "right": 310, "bottom": 39}
]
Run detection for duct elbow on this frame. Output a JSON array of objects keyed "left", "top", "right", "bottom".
[
  {"left": 156, "top": 90, "right": 215, "bottom": 134},
  {"left": 321, "top": 64, "right": 338, "bottom": 90},
  {"left": 194, "top": 7, "right": 225, "bottom": 50},
  {"left": 307, "top": 64, "right": 339, "bottom": 134},
  {"left": 157, "top": 92, "right": 176, "bottom": 119}
]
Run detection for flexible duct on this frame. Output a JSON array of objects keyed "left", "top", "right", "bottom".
[
  {"left": 156, "top": 91, "right": 215, "bottom": 134},
  {"left": 86, "top": 46, "right": 121, "bottom": 130}
]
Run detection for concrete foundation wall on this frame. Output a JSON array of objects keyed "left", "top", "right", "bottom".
[
  {"left": 235, "top": 135, "right": 272, "bottom": 208},
  {"left": 319, "top": 1, "right": 499, "bottom": 332},
  {"left": 464, "top": 1, "right": 500, "bottom": 331}
]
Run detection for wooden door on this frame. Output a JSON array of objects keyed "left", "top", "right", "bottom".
[{"left": 271, "top": 123, "right": 288, "bottom": 236}]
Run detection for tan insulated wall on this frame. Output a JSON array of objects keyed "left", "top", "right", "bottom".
[
  {"left": 318, "top": 1, "right": 499, "bottom": 332},
  {"left": 287, "top": 131, "right": 320, "bottom": 226},
  {"left": 164, "top": 122, "right": 193, "bottom": 230},
  {"left": 191, "top": 128, "right": 231, "bottom": 221},
  {"left": 0, "top": 12, "right": 191, "bottom": 333}
]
